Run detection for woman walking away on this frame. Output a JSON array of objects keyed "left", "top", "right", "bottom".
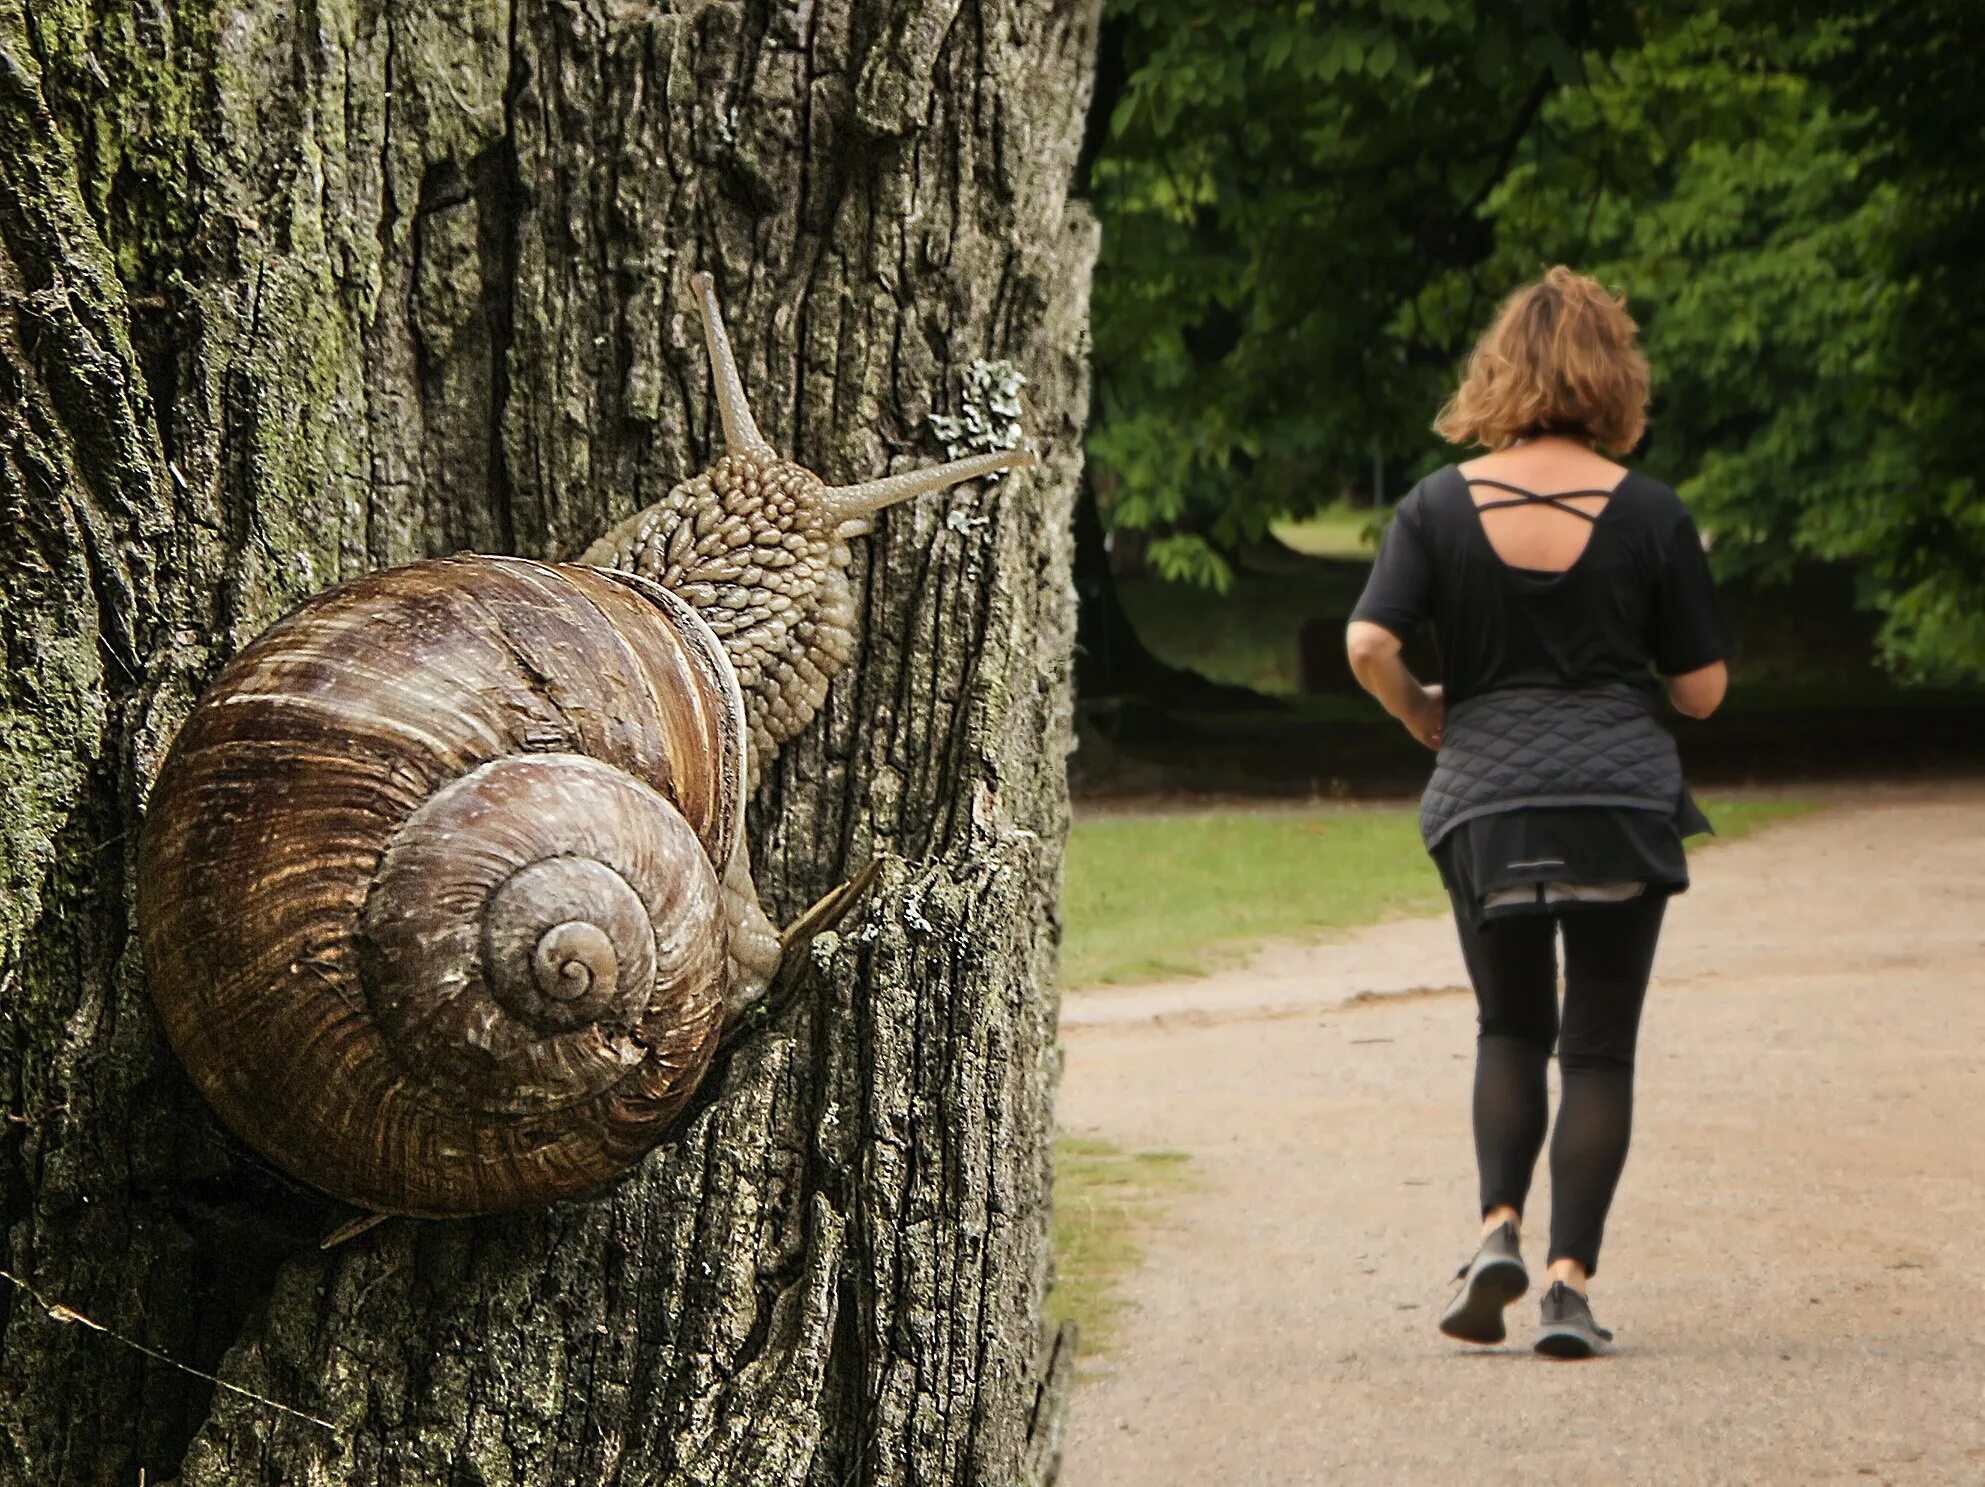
[{"left": 1344, "top": 267, "right": 1731, "bottom": 1358}]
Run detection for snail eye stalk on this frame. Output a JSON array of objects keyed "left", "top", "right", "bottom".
[
  {"left": 690, "top": 270, "right": 773, "bottom": 460},
  {"left": 826, "top": 444, "right": 1040, "bottom": 519}
]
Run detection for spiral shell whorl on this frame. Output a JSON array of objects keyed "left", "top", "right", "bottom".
[
  {"left": 359, "top": 755, "right": 724, "bottom": 1119},
  {"left": 487, "top": 864, "right": 648, "bottom": 1028}
]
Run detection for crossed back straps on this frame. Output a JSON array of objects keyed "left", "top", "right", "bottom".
[{"left": 1464, "top": 476, "right": 1613, "bottom": 522}]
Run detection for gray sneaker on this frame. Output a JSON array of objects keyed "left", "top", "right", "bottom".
[
  {"left": 1534, "top": 1279, "right": 1616, "bottom": 1358},
  {"left": 1438, "top": 1219, "right": 1529, "bottom": 1344}
]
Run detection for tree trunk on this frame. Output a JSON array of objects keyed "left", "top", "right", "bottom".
[
  {"left": 0, "top": 1, "right": 1098, "bottom": 1482},
  {"left": 1070, "top": 470, "right": 1272, "bottom": 710}
]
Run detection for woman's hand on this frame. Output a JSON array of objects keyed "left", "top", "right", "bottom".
[
  {"left": 1665, "top": 660, "right": 1728, "bottom": 719},
  {"left": 1402, "top": 683, "right": 1445, "bottom": 750},
  {"left": 1345, "top": 621, "right": 1445, "bottom": 749}
]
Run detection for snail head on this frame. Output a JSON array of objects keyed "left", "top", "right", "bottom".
[{"left": 582, "top": 271, "right": 1037, "bottom": 780}]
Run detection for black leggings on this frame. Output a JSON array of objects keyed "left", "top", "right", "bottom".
[{"left": 1449, "top": 891, "right": 1668, "bottom": 1275}]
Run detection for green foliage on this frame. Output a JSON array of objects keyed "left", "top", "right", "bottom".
[
  {"left": 1089, "top": 0, "right": 1623, "bottom": 585},
  {"left": 1091, "top": 2, "right": 1985, "bottom": 679},
  {"left": 1454, "top": 7, "right": 1984, "bottom": 680}
]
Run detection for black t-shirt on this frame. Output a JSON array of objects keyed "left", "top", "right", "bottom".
[{"left": 1349, "top": 464, "right": 1731, "bottom": 704}]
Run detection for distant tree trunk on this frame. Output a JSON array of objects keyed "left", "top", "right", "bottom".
[
  {"left": 1063, "top": 14, "right": 1264, "bottom": 716},
  {"left": 1072, "top": 471, "right": 1167, "bottom": 698},
  {"left": 0, "top": 1, "right": 1098, "bottom": 1482}
]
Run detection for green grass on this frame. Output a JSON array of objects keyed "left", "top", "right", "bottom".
[
  {"left": 1062, "top": 796, "right": 1817, "bottom": 989},
  {"left": 1270, "top": 502, "right": 1382, "bottom": 559},
  {"left": 1047, "top": 1137, "right": 1194, "bottom": 1365}
]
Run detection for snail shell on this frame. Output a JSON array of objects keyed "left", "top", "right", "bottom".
[{"left": 136, "top": 556, "right": 749, "bottom": 1216}]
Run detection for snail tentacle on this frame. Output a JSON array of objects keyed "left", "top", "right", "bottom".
[
  {"left": 582, "top": 277, "right": 1038, "bottom": 778},
  {"left": 690, "top": 270, "right": 772, "bottom": 459},
  {"left": 826, "top": 442, "right": 1039, "bottom": 519}
]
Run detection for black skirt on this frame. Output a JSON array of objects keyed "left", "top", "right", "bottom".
[{"left": 1433, "top": 789, "right": 1714, "bottom": 931}]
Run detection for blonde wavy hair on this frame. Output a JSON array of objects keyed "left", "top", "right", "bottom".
[{"left": 1434, "top": 266, "right": 1650, "bottom": 454}]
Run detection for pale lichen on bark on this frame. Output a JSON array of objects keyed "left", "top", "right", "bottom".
[{"left": 0, "top": 0, "right": 1098, "bottom": 1483}]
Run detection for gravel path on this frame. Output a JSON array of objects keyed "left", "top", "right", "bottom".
[{"left": 1057, "top": 782, "right": 1985, "bottom": 1487}]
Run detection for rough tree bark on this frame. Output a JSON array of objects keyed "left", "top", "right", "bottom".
[{"left": 0, "top": 0, "right": 1098, "bottom": 1482}]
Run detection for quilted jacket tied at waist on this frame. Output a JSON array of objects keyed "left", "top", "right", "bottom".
[{"left": 1420, "top": 681, "right": 1683, "bottom": 851}]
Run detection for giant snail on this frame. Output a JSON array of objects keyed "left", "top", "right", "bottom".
[{"left": 135, "top": 272, "right": 1036, "bottom": 1221}]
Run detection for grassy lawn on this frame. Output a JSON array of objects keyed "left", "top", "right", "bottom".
[
  {"left": 1047, "top": 1137, "right": 1194, "bottom": 1368},
  {"left": 1062, "top": 796, "right": 1817, "bottom": 989},
  {"left": 1270, "top": 502, "right": 1382, "bottom": 559}
]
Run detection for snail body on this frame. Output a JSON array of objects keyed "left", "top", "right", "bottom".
[{"left": 137, "top": 275, "right": 1036, "bottom": 1216}]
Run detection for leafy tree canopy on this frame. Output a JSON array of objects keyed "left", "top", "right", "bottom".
[
  {"left": 1089, "top": 0, "right": 1621, "bottom": 586},
  {"left": 1090, "top": 0, "right": 1985, "bottom": 680}
]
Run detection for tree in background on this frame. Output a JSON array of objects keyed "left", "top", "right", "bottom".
[
  {"left": 0, "top": 1, "right": 1097, "bottom": 1482},
  {"left": 1088, "top": 0, "right": 1616, "bottom": 588},
  {"left": 1089, "top": 0, "right": 1985, "bottom": 680},
  {"left": 1808, "top": 0, "right": 1985, "bottom": 678},
  {"left": 1454, "top": 3, "right": 1985, "bottom": 680}
]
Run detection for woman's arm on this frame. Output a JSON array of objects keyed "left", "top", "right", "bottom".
[
  {"left": 1652, "top": 506, "right": 1732, "bottom": 718},
  {"left": 1665, "top": 659, "right": 1728, "bottom": 719},
  {"left": 1345, "top": 620, "right": 1444, "bottom": 748}
]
